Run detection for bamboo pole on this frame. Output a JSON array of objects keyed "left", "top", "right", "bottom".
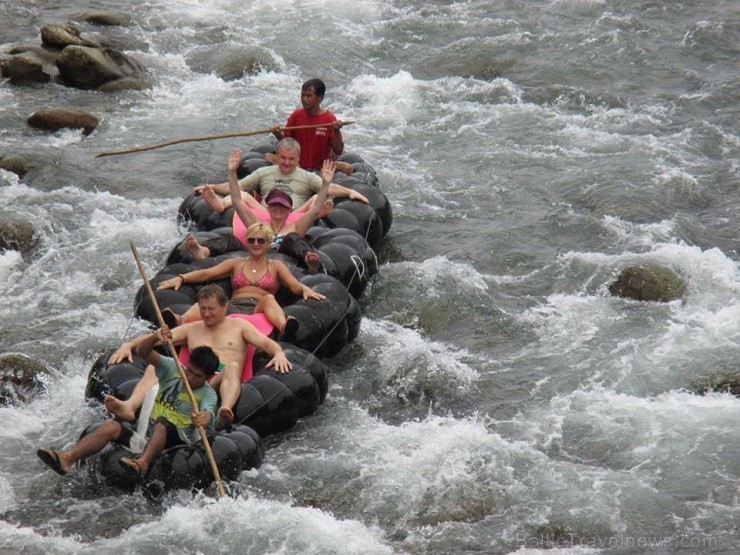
[
  {"left": 130, "top": 242, "right": 226, "bottom": 498},
  {"left": 96, "top": 121, "right": 355, "bottom": 158}
]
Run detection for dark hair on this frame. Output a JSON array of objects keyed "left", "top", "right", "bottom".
[
  {"left": 189, "top": 346, "right": 220, "bottom": 377},
  {"left": 302, "top": 78, "right": 326, "bottom": 98},
  {"left": 198, "top": 284, "right": 228, "bottom": 306}
]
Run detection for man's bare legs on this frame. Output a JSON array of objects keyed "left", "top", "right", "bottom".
[
  {"left": 37, "top": 420, "right": 123, "bottom": 475},
  {"left": 104, "top": 366, "right": 158, "bottom": 422},
  {"left": 215, "top": 361, "right": 240, "bottom": 428}
]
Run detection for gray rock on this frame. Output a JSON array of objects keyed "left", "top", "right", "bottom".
[
  {"left": 0, "top": 155, "right": 28, "bottom": 178},
  {"left": 40, "top": 23, "right": 102, "bottom": 49},
  {"left": 0, "top": 215, "right": 39, "bottom": 254},
  {"left": 57, "top": 45, "right": 145, "bottom": 90},
  {"left": 0, "top": 55, "right": 51, "bottom": 84},
  {"left": 8, "top": 45, "right": 62, "bottom": 65},
  {"left": 608, "top": 265, "right": 686, "bottom": 302},
  {"left": 0, "top": 354, "right": 49, "bottom": 406},
  {"left": 27, "top": 108, "right": 101, "bottom": 136},
  {"left": 97, "top": 76, "right": 150, "bottom": 93},
  {"left": 186, "top": 44, "right": 273, "bottom": 81},
  {"left": 81, "top": 12, "right": 133, "bottom": 27}
]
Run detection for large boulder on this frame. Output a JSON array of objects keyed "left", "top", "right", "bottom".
[
  {"left": 608, "top": 265, "right": 686, "bottom": 302},
  {"left": 0, "top": 215, "right": 39, "bottom": 254},
  {"left": 8, "top": 45, "right": 62, "bottom": 65},
  {"left": 56, "top": 45, "right": 145, "bottom": 90},
  {"left": 0, "top": 54, "right": 52, "bottom": 84},
  {"left": 40, "top": 23, "right": 102, "bottom": 49},
  {"left": 0, "top": 354, "right": 49, "bottom": 406},
  {"left": 27, "top": 108, "right": 100, "bottom": 135}
]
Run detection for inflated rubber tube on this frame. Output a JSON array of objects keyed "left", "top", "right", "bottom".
[
  {"left": 177, "top": 194, "right": 235, "bottom": 230},
  {"left": 233, "top": 343, "right": 327, "bottom": 436},
  {"left": 344, "top": 295, "right": 362, "bottom": 343},
  {"left": 282, "top": 275, "right": 355, "bottom": 358},
  {"left": 332, "top": 179, "right": 392, "bottom": 238},
  {"left": 86, "top": 352, "right": 147, "bottom": 402},
  {"left": 312, "top": 241, "right": 370, "bottom": 298},
  {"left": 77, "top": 419, "right": 264, "bottom": 495},
  {"left": 309, "top": 227, "right": 379, "bottom": 278},
  {"left": 324, "top": 199, "right": 385, "bottom": 248},
  {"left": 237, "top": 156, "right": 270, "bottom": 179}
]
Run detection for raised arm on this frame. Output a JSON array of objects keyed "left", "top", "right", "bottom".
[
  {"left": 228, "top": 148, "right": 260, "bottom": 230},
  {"left": 292, "top": 159, "right": 334, "bottom": 236}
]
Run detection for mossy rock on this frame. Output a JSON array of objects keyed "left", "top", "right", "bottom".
[
  {"left": 608, "top": 265, "right": 686, "bottom": 302},
  {"left": 0, "top": 353, "right": 49, "bottom": 405}
]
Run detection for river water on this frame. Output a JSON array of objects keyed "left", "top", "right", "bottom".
[{"left": 1, "top": 1, "right": 738, "bottom": 554}]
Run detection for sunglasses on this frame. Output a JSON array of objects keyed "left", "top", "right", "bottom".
[{"left": 247, "top": 237, "right": 267, "bottom": 245}]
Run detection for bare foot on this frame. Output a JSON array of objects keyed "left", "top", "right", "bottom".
[
  {"left": 334, "top": 161, "right": 354, "bottom": 175},
  {"left": 104, "top": 395, "right": 137, "bottom": 423},
  {"left": 318, "top": 198, "right": 334, "bottom": 218},
  {"left": 216, "top": 406, "right": 234, "bottom": 429},
  {"left": 202, "top": 185, "right": 226, "bottom": 214},
  {"left": 305, "top": 251, "right": 322, "bottom": 274},
  {"left": 185, "top": 234, "right": 211, "bottom": 260},
  {"left": 264, "top": 152, "right": 278, "bottom": 165}
]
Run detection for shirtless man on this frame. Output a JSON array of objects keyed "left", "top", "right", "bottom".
[{"left": 106, "top": 284, "right": 291, "bottom": 429}]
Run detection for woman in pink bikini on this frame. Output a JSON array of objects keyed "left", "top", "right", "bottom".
[{"left": 157, "top": 222, "right": 325, "bottom": 340}]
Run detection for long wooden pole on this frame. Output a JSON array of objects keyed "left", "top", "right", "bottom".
[
  {"left": 96, "top": 120, "right": 355, "bottom": 158},
  {"left": 130, "top": 242, "right": 226, "bottom": 498}
]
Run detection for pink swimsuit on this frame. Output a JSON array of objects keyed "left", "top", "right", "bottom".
[{"left": 231, "top": 263, "right": 279, "bottom": 293}]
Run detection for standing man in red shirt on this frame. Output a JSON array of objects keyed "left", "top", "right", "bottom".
[{"left": 269, "top": 78, "right": 354, "bottom": 175}]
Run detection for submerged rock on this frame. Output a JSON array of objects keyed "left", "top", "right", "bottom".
[
  {"left": 0, "top": 353, "right": 49, "bottom": 406},
  {"left": 27, "top": 108, "right": 100, "bottom": 135},
  {"left": 0, "top": 155, "right": 29, "bottom": 178},
  {"left": 608, "top": 265, "right": 686, "bottom": 302},
  {"left": 0, "top": 215, "right": 39, "bottom": 254},
  {"left": 96, "top": 76, "right": 150, "bottom": 93},
  {"left": 81, "top": 12, "right": 133, "bottom": 27},
  {"left": 692, "top": 373, "right": 740, "bottom": 397},
  {"left": 185, "top": 44, "right": 272, "bottom": 81}
]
